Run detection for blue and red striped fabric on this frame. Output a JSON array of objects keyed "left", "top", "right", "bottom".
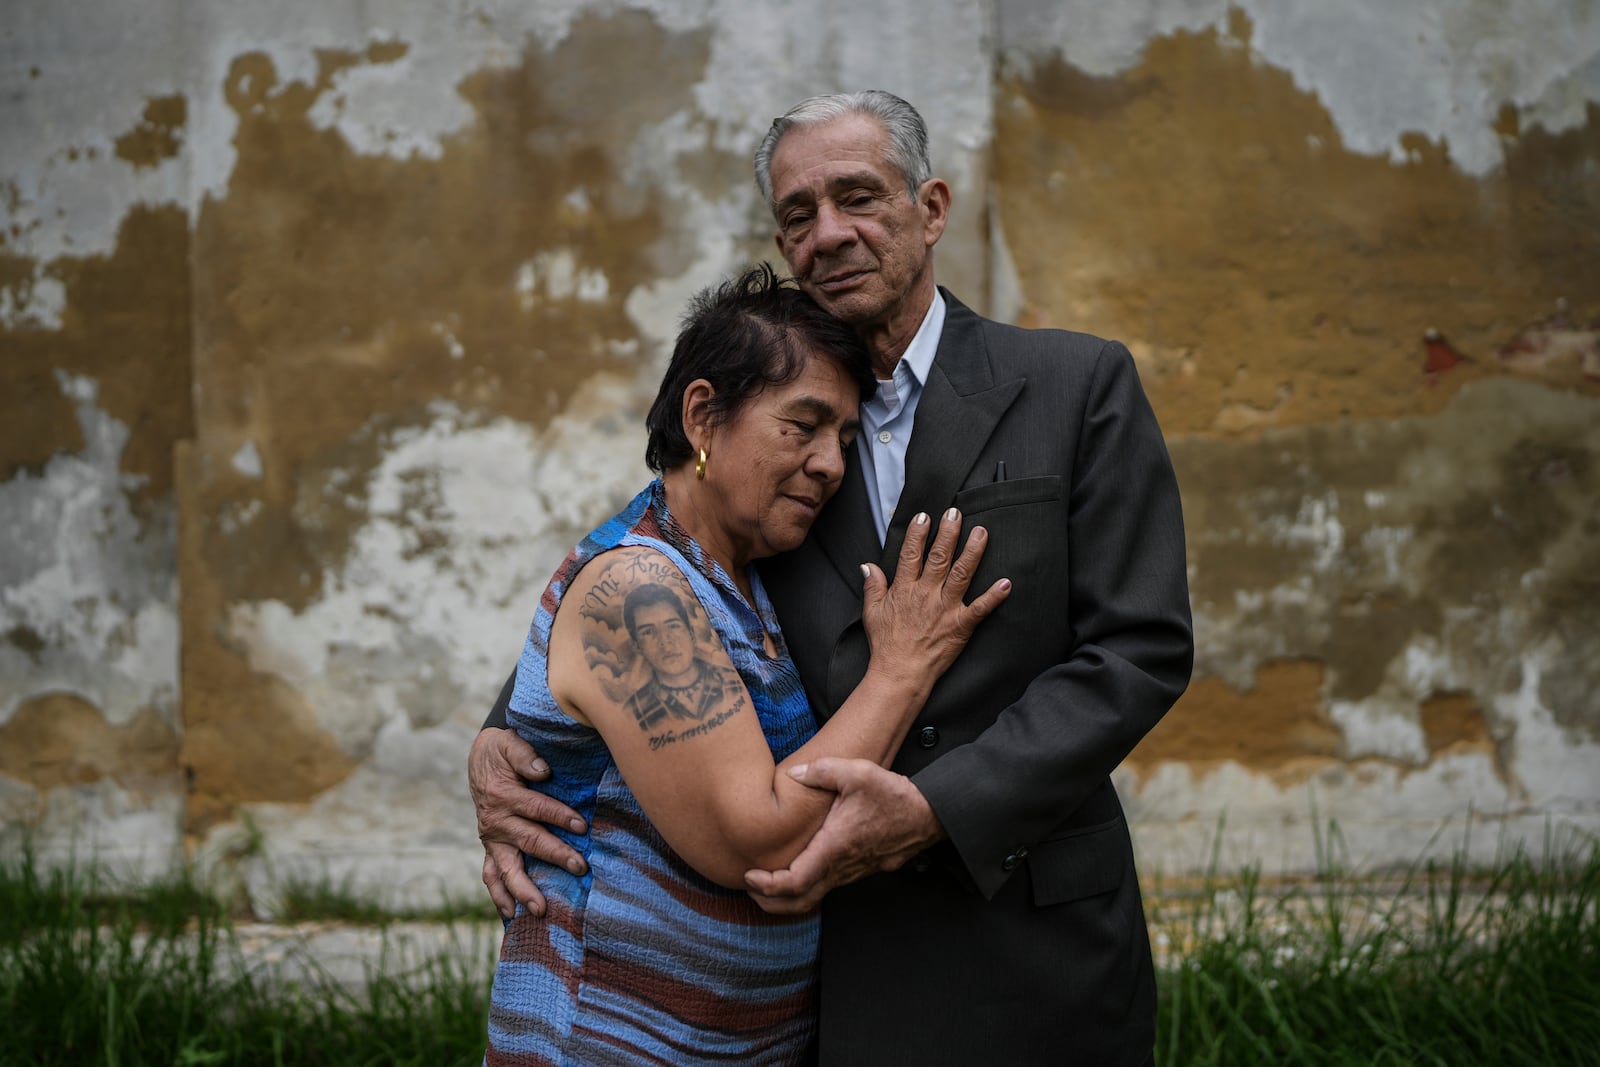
[{"left": 486, "top": 480, "right": 820, "bottom": 1066}]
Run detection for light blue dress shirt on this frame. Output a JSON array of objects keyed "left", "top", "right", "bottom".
[{"left": 857, "top": 291, "right": 946, "bottom": 543}]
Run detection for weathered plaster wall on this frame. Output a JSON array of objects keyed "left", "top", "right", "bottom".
[
  {"left": 2, "top": 0, "right": 994, "bottom": 905},
  {"left": 1, "top": 2, "right": 194, "bottom": 877},
  {"left": 997, "top": 0, "right": 1600, "bottom": 872},
  {"left": 3, "top": 0, "right": 1595, "bottom": 901}
]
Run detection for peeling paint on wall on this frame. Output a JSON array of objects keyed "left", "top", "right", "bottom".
[
  {"left": 996, "top": 13, "right": 1600, "bottom": 439},
  {"left": 114, "top": 95, "right": 188, "bottom": 169},
  {"left": 988, "top": 5, "right": 1600, "bottom": 870},
  {"left": 5, "top": 0, "right": 1596, "bottom": 891},
  {"left": 1126, "top": 378, "right": 1600, "bottom": 862},
  {"left": 999, "top": 0, "right": 1600, "bottom": 176},
  {"left": 176, "top": 14, "right": 721, "bottom": 840},
  {"left": 1, "top": 207, "right": 193, "bottom": 493},
  {"left": 0, "top": 373, "right": 183, "bottom": 867},
  {"left": 0, "top": 692, "right": 179, "bottom": 796}
]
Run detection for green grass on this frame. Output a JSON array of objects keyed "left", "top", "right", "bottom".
[
  {"left": 1150, "top": 829, "right": 1600, "bottom": 1066},
  {"left": 0, "top": 849, "right": 495, "bottom": 1067},
  {"left": 3, "top": 836, "right": 1596, "bottom": 1065}
]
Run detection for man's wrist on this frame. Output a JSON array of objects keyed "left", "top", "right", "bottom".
[{"left": 904, "top": 780, "right": 948, "bottom": 849}]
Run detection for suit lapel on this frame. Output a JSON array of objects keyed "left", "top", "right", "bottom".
[
  {"left": 881, "top": 290, "right": 1024, "bottom": 570},
  {"left": 808, "top": 438, "right": 881, "bottom": 591}
]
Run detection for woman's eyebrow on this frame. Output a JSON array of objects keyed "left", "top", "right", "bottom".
[{"left": 785, "top": 395, "right": 861, "bottom": 431}]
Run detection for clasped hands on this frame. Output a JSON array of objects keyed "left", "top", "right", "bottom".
[{"left": 471, "top": 726, "right": 943, "bottom": 918}]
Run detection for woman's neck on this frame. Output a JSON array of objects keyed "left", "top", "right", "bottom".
[{"left": 661, "top": 470, "right": 753, "bottom": 601}]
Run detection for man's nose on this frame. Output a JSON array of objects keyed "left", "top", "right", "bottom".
[{"left": 812, "top": 200, "right": 855, "bottom": 252}]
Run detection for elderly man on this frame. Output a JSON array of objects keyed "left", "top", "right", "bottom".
[{"left": 471, "top": 90, "right": 1192, "bottom": 1065}]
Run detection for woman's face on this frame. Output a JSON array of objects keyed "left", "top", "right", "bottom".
[{"left": 700, "top": 348, "right": 862, "bottom": 566}]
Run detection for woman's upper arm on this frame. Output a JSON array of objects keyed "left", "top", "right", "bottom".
[{"left": 548, "top": 546, "right": 784, "bottom": 887}]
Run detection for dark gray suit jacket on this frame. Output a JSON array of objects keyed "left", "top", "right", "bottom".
[{"left": 757, "top": 289, "right": 1192, "bottom": 1066}]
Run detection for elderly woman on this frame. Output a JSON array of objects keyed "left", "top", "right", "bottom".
[{"left": 484, "top": 265, "right": 1009, "bottom": 1065}]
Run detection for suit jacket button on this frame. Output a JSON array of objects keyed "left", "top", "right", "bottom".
[
  {"left": 1002, "top": 846, "right": 1028, "bottom": 872},
  {"left": 912, "top": 855, "right": 931, "bottom": 873},
  {"left": 918, "top": 726, "right": 939, "bottom": 748}
]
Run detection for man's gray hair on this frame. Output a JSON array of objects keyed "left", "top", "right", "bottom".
[{"left": 754, "top": 90, "right": 931, "bottom": 213}]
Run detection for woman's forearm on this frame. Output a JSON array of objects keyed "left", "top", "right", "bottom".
[{"left": 694, "top": 659, "right": 935, "bottom": 884}]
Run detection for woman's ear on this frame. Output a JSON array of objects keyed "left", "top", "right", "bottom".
[{"left": 681, "top": 379, "right": 716, "bottom": 446}]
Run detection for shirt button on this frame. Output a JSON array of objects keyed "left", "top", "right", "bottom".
[
  {"left": 877, "top": 429, "right": 892, "bottom": 444},
  {"left": 918, "top": 726, "right": 939, "bottom": 748}
]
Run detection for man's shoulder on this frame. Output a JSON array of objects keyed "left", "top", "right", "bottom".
[{"left": 940, "top": 287, "right": 1123, "bottom": 363}]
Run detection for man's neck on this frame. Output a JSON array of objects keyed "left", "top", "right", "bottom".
[{"left": 860, "top": 277, "right": 937, "bottom": 377}]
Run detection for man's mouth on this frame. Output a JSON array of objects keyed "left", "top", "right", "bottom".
[{"left": 813, "top": 269, "right": 868, "bottom": 294}]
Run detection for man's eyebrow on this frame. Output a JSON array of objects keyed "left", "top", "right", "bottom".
[
  {"left": 775, "top": 171, "right": 891, "bottom": 214},
  {"left": 823, "top": 171, "right": 891, "bottom": 195}
]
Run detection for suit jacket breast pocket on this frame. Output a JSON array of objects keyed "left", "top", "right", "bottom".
[{"left": 953, "top": 474, "right": 1062, "bottom": 517}]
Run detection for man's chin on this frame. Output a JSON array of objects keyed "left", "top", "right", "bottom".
[{"left": 803, "top": 284, "right": 876, "bottom": 324}]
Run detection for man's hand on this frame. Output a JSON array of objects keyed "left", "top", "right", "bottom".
[
  {"left": 469, "top": 728, "right": 588, "bottom": 919},
  {"left": 742, "top": 757, "right": 945, "bottom": 914}
]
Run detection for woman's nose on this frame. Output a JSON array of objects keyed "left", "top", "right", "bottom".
[{"left": 808, "top": 437, "right": 847, "bottom": 480}]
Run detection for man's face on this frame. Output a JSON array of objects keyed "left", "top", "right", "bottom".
[
  {"left": 767, "top": 114, "right": 944, "bottom": 332},
  {"left": 632, "top": 601, "right": 695, "bottom": 681}
]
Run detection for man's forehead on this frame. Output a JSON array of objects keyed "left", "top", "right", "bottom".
[{"left": 771, "top": 117, "right": 893, "bottom": 184}]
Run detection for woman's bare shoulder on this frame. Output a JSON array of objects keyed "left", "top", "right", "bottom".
[{"left": 561, "top": 544, "right": 696, "bottom": 611}]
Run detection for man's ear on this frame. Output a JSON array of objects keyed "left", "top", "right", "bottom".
[
  {"left": 681, "top": 379, "right": 716, "bottom": 445},
  {"left": 918, "top": 178, "right": 951, "bottom": 247}
]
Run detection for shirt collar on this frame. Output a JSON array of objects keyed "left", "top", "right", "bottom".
[{"left": 894, "top": 289, "right": 945, "bottom": 390}]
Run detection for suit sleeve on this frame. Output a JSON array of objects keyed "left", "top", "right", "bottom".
[
  {"left": 911, "top": 340, "right": 1193, "bottom": 899},
  {"left": 481, "top": 669, "right": 516, "bottom": 731}
]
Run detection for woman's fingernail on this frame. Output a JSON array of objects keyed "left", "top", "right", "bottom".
[
  {"left": 945, "top": 507, "right": 958, "bottom": 521},
  {"left": 913, "top": 513, "right": 928, "bottom": 526},
  {"left": 971, "top": 527, "right": 986, "bottom": 541},
  {"left": 860, "top": 564, "right": 871, "bottom": 578},
  {"left": 999, "top": 578, "right": 1012, "bottom": 590}
]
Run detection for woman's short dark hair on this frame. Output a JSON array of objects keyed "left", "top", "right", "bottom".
[{"left": 644, "top": 264, "right": 875, "bottom": 473}]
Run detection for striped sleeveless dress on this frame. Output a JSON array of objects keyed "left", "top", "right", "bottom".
[{"left": 485, "top": 480, "right": 820, "bottom": 1066}]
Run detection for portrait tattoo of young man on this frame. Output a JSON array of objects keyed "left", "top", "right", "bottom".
[{"left": 576, "top": 554, "right": 748, "bottom": 751}]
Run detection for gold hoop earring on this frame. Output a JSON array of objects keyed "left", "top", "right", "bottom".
[{"left": 695, "top": 447, "right": 708, "bottom": 480}]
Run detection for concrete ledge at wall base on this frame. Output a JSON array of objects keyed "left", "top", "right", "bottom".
[
  {"left": 222, "top": 920, "right": 502, "bottom": 994},
  {"left": 1127, "top": 809, "right": 1600, "bottom": 885}
]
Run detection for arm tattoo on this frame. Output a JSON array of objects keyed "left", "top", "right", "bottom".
[
  {"left": 644, "top": 689, "right": 748, "bottom": 751},
  {"left": 575, "top": 552, "right": 747, "bottom": 746}
]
